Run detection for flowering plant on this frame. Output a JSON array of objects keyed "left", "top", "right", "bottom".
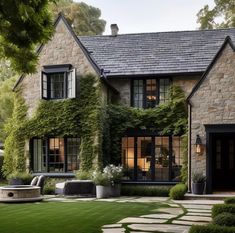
[{"left": 92, "top": 164, "right": 123, "bottom": 186}]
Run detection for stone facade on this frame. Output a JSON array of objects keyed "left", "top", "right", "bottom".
[
  {"left": 190, "top": 43, "right": 235, "bottom": 177},
  {"left": 17, "top": 18, "right": 97, "bottom": 117}
]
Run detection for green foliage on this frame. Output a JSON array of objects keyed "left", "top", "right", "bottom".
[
  {"left": 180, "top": 134, "right": 188, "bottom": 184},
  {"left": 0, "top": 59, "right": 16, "bottom": 82},
  {"left": 0, "top": 0, "right": 55, "bottom": 74},
  {"left": 3, "top": 74, "right": 103, "bottom": 175},
  {"left": 49, "top": 0, "right": 106, "bottom": 35},
  {"left": 92, "top": 171, "right": 110, "bottom": 186},
  {"left": 7, "top": 171, "right": 33, "bottom": 185},
  {"left": 0, "top": 76, "right": 17, "bottom": 141},
  {"left": 212, "top": 204, "right": 235, "bottom": 218},
  {"left": 76, "top": 170, "right": 91, "bottom": 180},
  {"left": 103, "top": 85, "right": 188, "bottom": 165},
  {"left": 2, "top": 92, "right": 28, "bottom": 176},
  {"left": 121, "top": 185, "right": 171, "bottom": 197},
  {"left": 225, "top": 197, "right": 235, "bottom": 205},
  {"left": 192, "top": 172, "right": 206, "bottom": 183},
  {"left": 0, "top": 155, "right": 3, "bottom": 179},
  {"left": 197, "top": 0, "right": 235, "bottom": 29},
  {"left": 213, "top": 212, "right": 235, "bottom": 227},
  {"left": 44, "top": 178, "right": 57, "bottom": 195},
  {"left": 189, "top": 224, "right": 235, "bottom": 233},
  {"left": 169, "top": 183, "right": 187, "bottom": 200}
]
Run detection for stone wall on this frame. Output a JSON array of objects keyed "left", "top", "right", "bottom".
[
  {"left": 190, "top": 43, "right": 235, "bottom": 177},
  {"left": 18, "top": 18, "right": 97, "bottom": 117}
]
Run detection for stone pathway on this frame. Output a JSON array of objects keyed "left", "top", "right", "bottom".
[
  {"left": 101, "top": 198, "right": 223, "bottom": 233},
  {"left": 44, "top": 196, "right": 222, "bottom": 233}
]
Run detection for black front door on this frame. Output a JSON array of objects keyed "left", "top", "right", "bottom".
[{"left": 212, "top": 133, "right": 235, "bottom": 190}]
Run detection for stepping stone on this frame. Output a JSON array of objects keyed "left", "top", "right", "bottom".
[
  {"left": 118, "top": 217, "right": 166, "bottom": 224},
  {"left": 187, "top": 212, "right": 211, "bottom": 217},
  {"left": 102, "top": 228, "right": 125, "bottom": 233},
  {"left": 168, "top": 203, "right": 180, "bottom": 207},
  {"left": 172, "top": 220, "right": 209, "bottom": 226},
  {"left": 182, "top": 204, "right": 212, "bottom": 210},
  {"left": 103, "top": 224, "right": 122, "bottom": 228},
  {"left": 141, "top": 213, "right": 177, "bottom": 219},
  {"left": 187, "top": 209, "right": 211, "bottom": 213},
  {"left": 157, "top": 207, "right": 184, "bottom": 215},
  {"left": 128, "top": 197, "right": 168, "bottom": 202},
  {"left": 129, "top": 224, "right": 190, "bottom": 232},
  {"left": 179, "top": 215, "right": 212, "bottom": 222}
]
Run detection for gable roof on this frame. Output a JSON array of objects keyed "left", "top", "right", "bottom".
[
  {"left": 187, "top": 36, "right": 235, "bottom": 101},
  {"left": 79, "top": 28, "right": 235, "bottom": 78}
]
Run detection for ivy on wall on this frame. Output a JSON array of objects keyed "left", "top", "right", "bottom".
[
  {"left": 3, "top": 78, "right": 188, "bottom": 180},
  {"left": 102, "top": 86, "right": 188, "bottom": 166},
  {"left": 3, "top": 74, "right": 104, "bottom": 176}
]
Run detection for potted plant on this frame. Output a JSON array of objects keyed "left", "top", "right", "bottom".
[
  {"left": 192, "top": 172, "right": 206, "bottom": 195},
  {"left": 92, "top": 171, "right": 110, "bottom": 198},
  {"left": 7, "top": 172, "right": 33, "bottom": 185}
]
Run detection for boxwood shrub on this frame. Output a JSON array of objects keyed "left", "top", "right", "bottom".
[
  {"left": 169, "top": 183, "right": 187, "bottom": 200},
  {"left": 189, "top": 224, "right": 235, "bottom": 233},
  {"left": 224, "top": 197, "right": 235, "bottom": 205},
  {"left": 212, "top": 204, "right": 235, "bottom": 218},
  {"left": 213, "top": 212, "right": 235, "bottom": 227},
  {"left": 121, "top": 185, "right": 171, "bottom": 197}
]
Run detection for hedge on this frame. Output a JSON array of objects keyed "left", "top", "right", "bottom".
[
  {"left": 169, "top": 183, "right": 187, "bottom": 200},
  {"left": 224, "top": 197, "right": 235, "bottom": 205},
  {"left": 212, "top": 204, "right": 235, "bottom": 218},
  {"left": 189, "top": 224, "right": 235, "bottom": 233},
  {"left": 213, "top": 212, "right": 235, "bottom": 227}
]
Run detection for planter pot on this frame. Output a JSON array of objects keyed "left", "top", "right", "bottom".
[
  {"left": 96, "top": 185, "right": 110, "bottom": 198},
  {"left": 192, "top": 182, "right": 205, "bottom": 195},
  {"left": 9, "top": 178, "right": 23, "bottom": 185},
  {"left": 110, "top": 184, "right": 121, "bottom": 197}
]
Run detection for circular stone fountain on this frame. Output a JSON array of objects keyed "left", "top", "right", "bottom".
[{"left": 0, "top": 185, "right": 43, "bottom": 203}]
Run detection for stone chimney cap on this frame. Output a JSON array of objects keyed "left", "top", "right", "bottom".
[{"left": 111, "top": 24, "right": 119, "bottom": 36}]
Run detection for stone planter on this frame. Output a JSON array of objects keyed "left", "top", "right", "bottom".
[
  {"left": 96, "top": 185, "right": 110, "bottom": 198},
  {"left": 192, "top": 182, "right": 205, "bottom": 195}
]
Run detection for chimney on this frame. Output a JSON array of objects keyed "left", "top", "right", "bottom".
[{"left": 111, "top": 24, "right": 119, "bottom": 36}]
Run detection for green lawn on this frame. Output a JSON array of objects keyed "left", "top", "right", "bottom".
[{"left": 0, "top": 200, "right": 166, "bottom": 233}]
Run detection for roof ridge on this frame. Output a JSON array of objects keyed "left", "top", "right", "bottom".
[{"left": 78, "top": 27, "right": 235, "bottom": 38}]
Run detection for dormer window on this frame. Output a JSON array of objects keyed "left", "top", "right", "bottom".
[{"left": 41, "top": 64, "right": 76, "bottom": 99}]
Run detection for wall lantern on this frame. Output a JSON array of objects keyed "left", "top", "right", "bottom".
[{"left": 195, "top": 135, "right": 203, "bottom": 155}]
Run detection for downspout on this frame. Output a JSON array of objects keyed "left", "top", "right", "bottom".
[{"left": 187, "top": 102, "right": 192, "bottom": 193}]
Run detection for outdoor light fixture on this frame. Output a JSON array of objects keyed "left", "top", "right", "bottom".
[{"left": 195, "top": 134, "right": 203, "bottom": 155}]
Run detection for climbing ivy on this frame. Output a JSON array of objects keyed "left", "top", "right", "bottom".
[
  {"left": 3, "top": 78, "right": 188, "bottom": 179},
  {"left": 102, "top": 85, "right": 188, "bottom": 165}
]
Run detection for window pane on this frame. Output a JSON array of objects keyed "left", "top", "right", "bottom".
[
  {"left": 133, "top": 80, "right": 144, "bottom": 108},
  {"left": 159, "top": 78, "right": 170, "bottom": 104},
  {"left": 33, "top": 139, "right": 47, "bottom": 172},
  {"left": 146, "top": 79, "right": 157, "bottom": 108},
  {"left": 172, "top": 136, "right": 183, "bottom": 181},
  {"left": 49, "top": 73, "right": 65, "bottom": 99},
  {"left": 67, "top": 138, "right": 80, "bottom": 171}
]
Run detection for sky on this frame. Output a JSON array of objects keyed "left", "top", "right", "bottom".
[{"left": 76, "top": 0, "right": 215, "bottom": 35}]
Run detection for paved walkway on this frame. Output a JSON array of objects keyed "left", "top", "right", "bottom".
[{"left": 44, "top": 196, "right": 223, "bottom": 233}]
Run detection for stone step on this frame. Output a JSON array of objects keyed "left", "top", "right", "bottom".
[{"left": 185, "top": 193, "right": 235, "bottom": 200}]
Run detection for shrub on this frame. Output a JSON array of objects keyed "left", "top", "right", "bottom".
[
  {"left": 213, "top": 212, "right": 235, "bottom": 227},
  {"left": 92, "top": 171, "right": 110, "bottom": 186},
  {"left": 189, "top": 224, "right": 235, "bottom": 233},
  {"left": 0, "top": 155, "right": 3, "bottom": 179},
  {"left": 7, "top": 172, "right": 33, "bottom": 185},
  {"left": 212, "top": 204, "right": 235, "bottom": 218},
  {"left": 121, "top": 185, "right": 171, "bottom": 197},
  {"left": 76, "top": 170, "right": 91, "bottom": 180},
  {"left": 43, "top": 178, "right": 57, "bottom": 195},
  {"left": 224, "top": 197, "right": 235, "bottom": 205},
  {"left": 192, "top": 172, "right": 206, "bottom": 183},
  {"left": 169, "top": 183, "right": 187, "bottom": 200}
]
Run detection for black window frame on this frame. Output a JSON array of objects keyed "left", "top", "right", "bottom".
[
  {"left": 131, "top": 77, "right": 172, "bottom": 108},
  {"left": 30, "top": 137, "right": 80, "bottom": 173},
  {"left": 41, "top": 64, "right": 76, "bottom": 100}
]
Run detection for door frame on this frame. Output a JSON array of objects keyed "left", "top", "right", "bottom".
[{"left": 205, "top": 124, "right": 235, "bottom": 194}]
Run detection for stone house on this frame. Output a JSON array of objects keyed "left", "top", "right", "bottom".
[{"left": 13, "top": 14, "right": 235, "bottom": 193}]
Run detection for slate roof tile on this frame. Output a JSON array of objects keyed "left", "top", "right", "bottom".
[{"left": 79, "top": 29, "right": 235, "bottom": 77}]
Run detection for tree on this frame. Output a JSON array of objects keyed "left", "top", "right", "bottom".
[
  {"left": 0, "top": 60, "right": 16, "bottom": 82},
  {"left": 0, "top": 76, "right": 17, "bottom": 141},
  {"left": 49, "top": 0, "right": 106, "bottom": 35},
  {"left": 197, "top": 0, "right": 235, "bottom": 29},
  {"left": 0, "top": 0, "right": 54, "bottom": 74}
]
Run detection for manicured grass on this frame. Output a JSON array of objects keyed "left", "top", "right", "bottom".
[{"left": 0, "top": 201, "right": 166, "bottom": 233}]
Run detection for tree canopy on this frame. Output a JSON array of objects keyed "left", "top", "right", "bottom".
[
  {"left": 197, "top": 0, "right": 235, "bottom": 29},
  {"left": 49, "top": 0, "right": 106, "bottom": 35},
  {"left": 0, "top": 0, "right": 54, "bottom": 74}
]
